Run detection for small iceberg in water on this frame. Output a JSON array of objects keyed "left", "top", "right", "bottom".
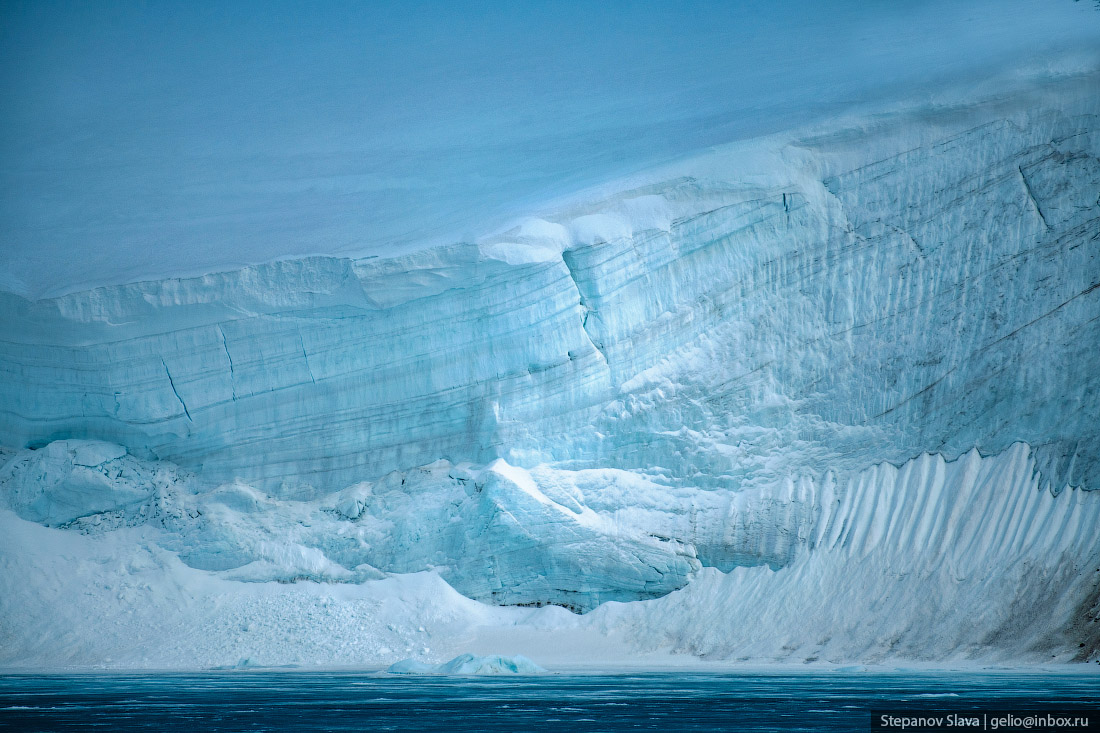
[{"left": 387, "top": 653, "right": 546, "bottom": 675}]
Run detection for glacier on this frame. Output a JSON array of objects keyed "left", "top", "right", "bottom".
[
  {"left": 3, "top": 72, "right": 1097, "bottom": 497},
  {"left": 4, "top": 0, "right": 1099, "bottom": 300},
  {"left": 1, "top": 62, "right": 1100, "bottom": 666}
]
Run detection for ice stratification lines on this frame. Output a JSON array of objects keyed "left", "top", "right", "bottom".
[
  {"left": 0, "top": 73, "right": 1097, "bottom": 661},
  {"left": 1, "top": 77, "right": 1097, "bottom": 494}
]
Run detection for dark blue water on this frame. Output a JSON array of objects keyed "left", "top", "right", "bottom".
[{"left": 0, "top": 671, "right": 1096, "bottom": 732}]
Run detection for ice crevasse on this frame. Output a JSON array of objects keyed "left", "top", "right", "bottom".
[{"left": 0, "top": 72, "right": 1098, "bottom": 664}]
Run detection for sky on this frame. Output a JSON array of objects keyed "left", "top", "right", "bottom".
[{"left": 1, "top": 0, "right": 1098, "bottom": 298}]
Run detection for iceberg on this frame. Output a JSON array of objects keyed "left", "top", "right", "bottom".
[{"left": 388, "top": 654, "right": 546, "bottom": 676}]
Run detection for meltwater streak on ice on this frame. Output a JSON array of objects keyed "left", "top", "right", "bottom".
[{"left": 1, "top": 672, "right": 1098, "bottom": 732}]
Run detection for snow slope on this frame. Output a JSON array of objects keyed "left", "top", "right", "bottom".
[
  {"left": 2, "top": 0, "right": 1099, "bottom": 298},
  {"left": 2, "top": 443, "right": 1097, "bottom": 668}
]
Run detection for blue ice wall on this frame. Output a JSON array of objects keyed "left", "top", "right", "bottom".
[{"left": 1, "top": 76, "right": 1097, "bottom": 497}]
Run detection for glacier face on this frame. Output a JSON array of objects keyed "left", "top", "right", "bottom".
[
  {"left": 1, "top": 71, "right": 1099, "bottom": 663},
  {"left": 1, "top": 74, "right": 1097, "bottom": 496}
]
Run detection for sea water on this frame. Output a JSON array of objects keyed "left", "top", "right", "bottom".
[{"left": 0, "top": 671, "right": 1096, "bottom": 731}]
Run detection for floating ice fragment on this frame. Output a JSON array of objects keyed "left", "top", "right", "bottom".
[{"left": 386, "top": 654, "right": 546, "bottom": 675}]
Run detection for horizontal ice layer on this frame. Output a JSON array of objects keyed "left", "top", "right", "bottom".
[
  {"left": 2, "top": 442, "right": 1096, "bottom": 666},
  {"left": 0, "top": 248, "right": 611, "bottom": 494},
  {"left": 1, "top": 73, "right": 1097, "bottom": 497}
]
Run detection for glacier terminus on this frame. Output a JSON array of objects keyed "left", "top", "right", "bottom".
[{"left": 0, "top": 0, "right": 1098, "bottom": 671}]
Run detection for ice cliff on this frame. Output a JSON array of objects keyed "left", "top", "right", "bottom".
[
  {"left": 3, "top": 74, "right": 1097, "bottom": 495},
  {"left": 1, "top": 71, "right": 1098, "bottom": 665}
]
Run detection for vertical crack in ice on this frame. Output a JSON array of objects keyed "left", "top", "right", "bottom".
[
  {"left": 298, "top": 330, "right": 317, "bottom": 384},
  {"left": 162, "top": 359, "right": 192, "bottom": 423},
  {"left": 1018, "top": 165, "right": 1050, "bottom": 230},
  {"left": 218, "top": 325, "right": 237, "bottom": 401},
  {"left": 560, "top": 250, "right": 609, "bottom": 366}
]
